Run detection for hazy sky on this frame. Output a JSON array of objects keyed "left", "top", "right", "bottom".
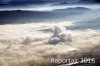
[{"left": 0, "top": 0, "right": 100, "bottom": 5}]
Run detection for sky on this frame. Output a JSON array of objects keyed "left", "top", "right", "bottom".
[
  {"left": 0, "top": 0, "right": 100, "bottom": 11},
  {"left": 0, "top": 0, "right": 100, "bottom": 5}
]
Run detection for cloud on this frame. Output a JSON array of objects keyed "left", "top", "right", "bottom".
[
  {"left": 65, "top": 0, "right": 80, "bottom": 3},
  {"left": 0, "top": 22, "right": 100, "bottom": 66},
  {"left": 0, "top": 0, "right": 99, "bottom": 5},
  {"left": 0, "top": 0, "right": 12, "bottom": 4},
  {"left": 48, "top": 26, "right": 72, "bottom": 44}
]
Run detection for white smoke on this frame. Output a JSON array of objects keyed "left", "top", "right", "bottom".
[
  {"left": 0, "top": 22, "right": 100, "bottom": 66},
  {"left": 48, "top": 26, "right": 72, "bottom": 44}
]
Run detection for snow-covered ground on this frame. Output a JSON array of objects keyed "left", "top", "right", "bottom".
[{"left": 0, "top": 21, "right": 100, "bottom": 66}]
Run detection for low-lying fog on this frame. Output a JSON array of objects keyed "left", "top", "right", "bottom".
[{"left": 0, "top": 21, "right": 100, "bottom": 66}]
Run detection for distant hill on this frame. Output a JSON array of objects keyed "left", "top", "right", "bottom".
[
  {"left": 69, "top": 17, "right": 100, "bottom": 30},
  {"left": 68, "top": 8, "right": 100, "bottom": 30},
  {"left": 0, "top": 7, "right": 92, "bottom": 24},
  {"left": 53, "top": 7, "right": 91, "bottom": 12}
]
